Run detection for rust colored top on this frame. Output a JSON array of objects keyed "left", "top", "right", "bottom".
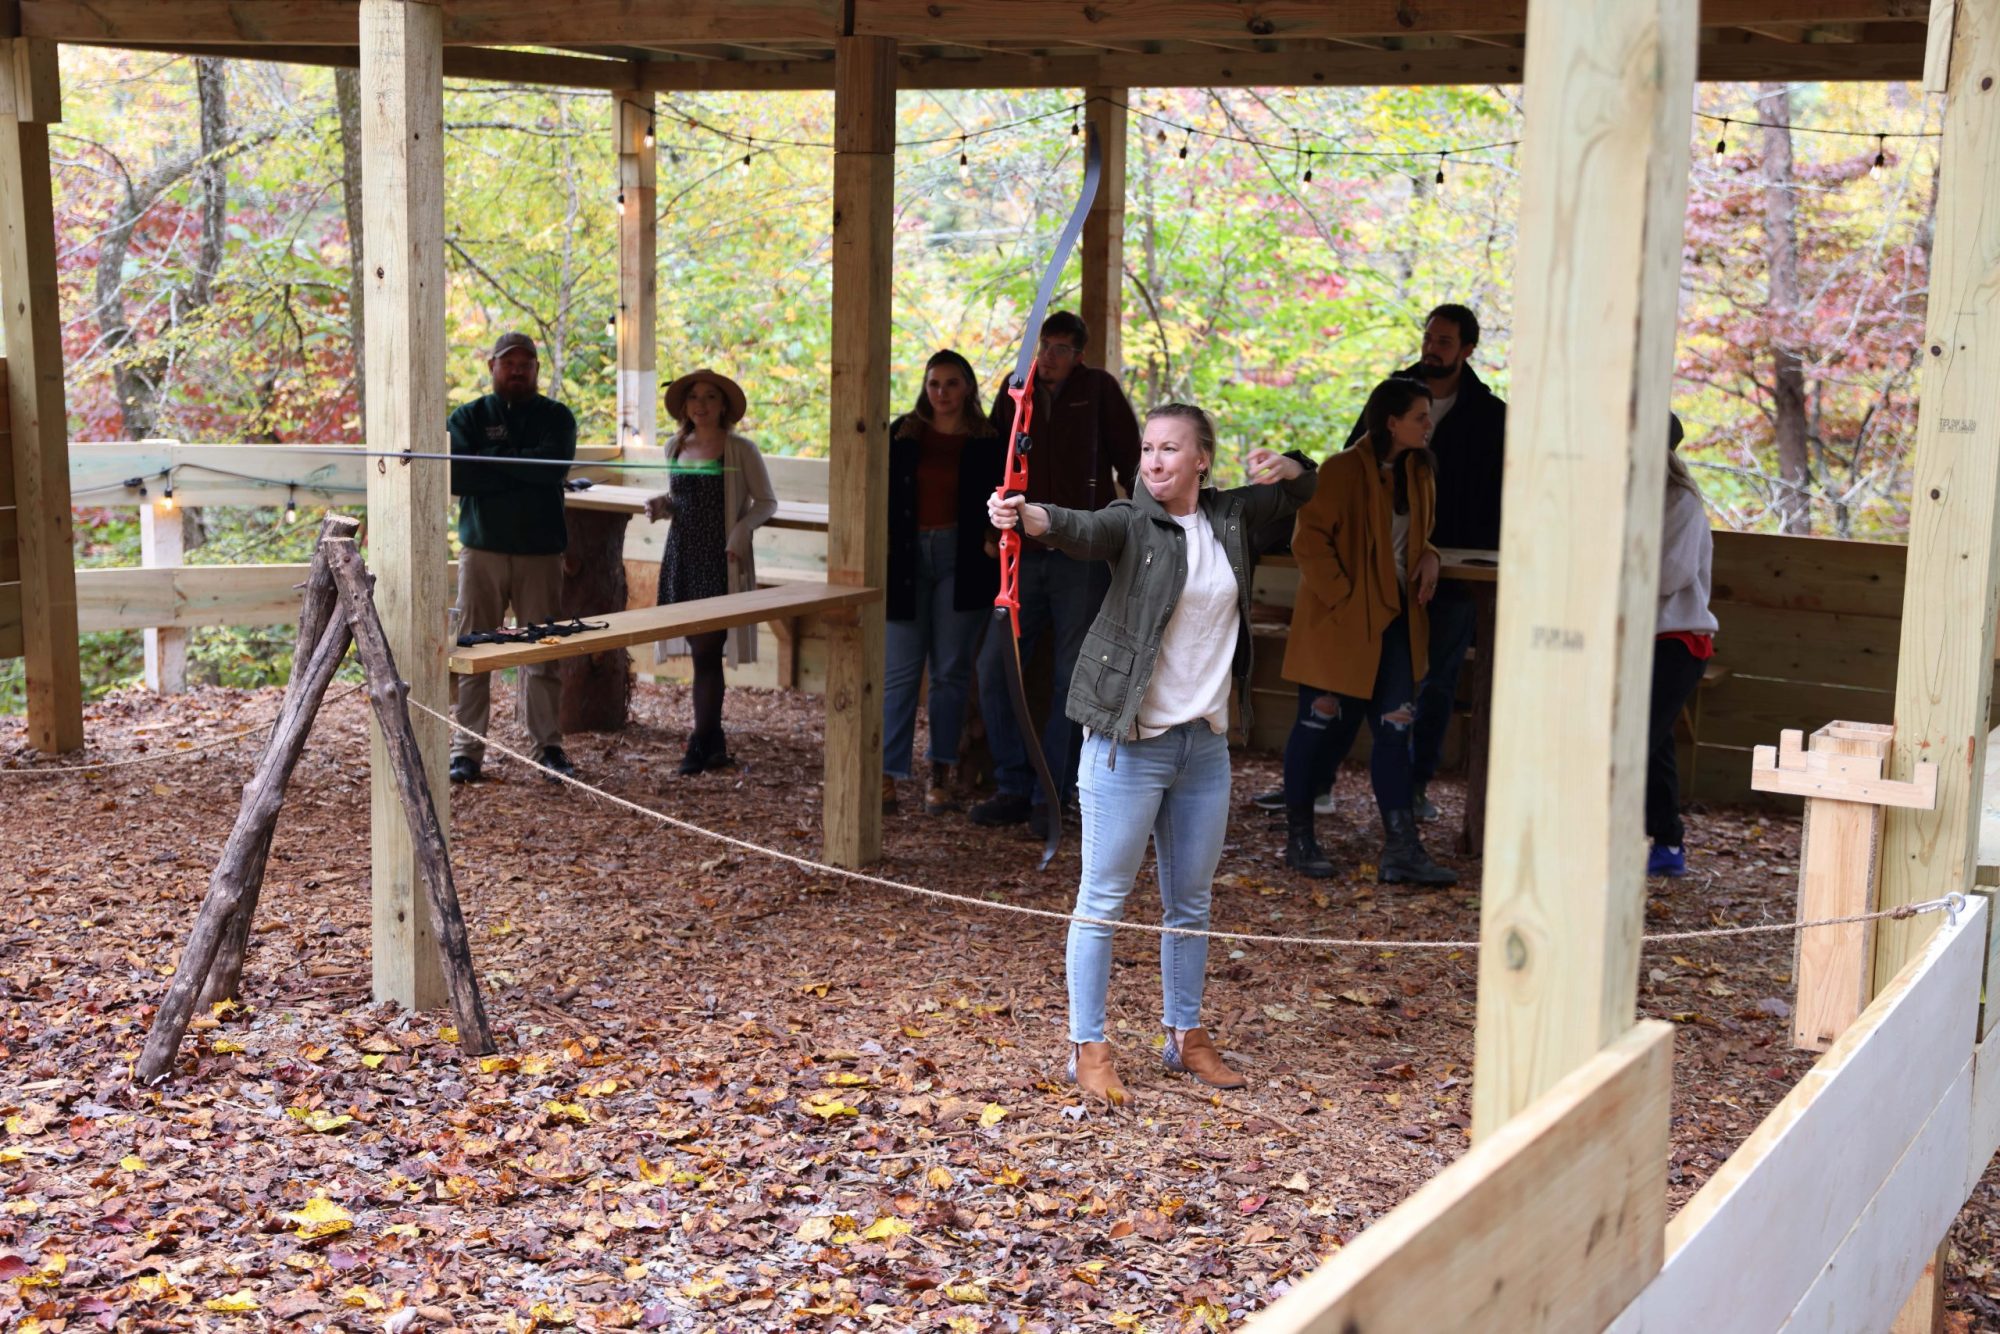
[{"left": 917, "top": 425, "right": 966, "bottom": 530}]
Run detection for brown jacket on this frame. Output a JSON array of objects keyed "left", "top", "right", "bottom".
[{"left": 1281, "top": 444, "right": 1438, "bottom": 700}]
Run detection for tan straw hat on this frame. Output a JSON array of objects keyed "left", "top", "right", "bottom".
[{"left": 663, "top": 368, "right": 747, "bottom": 425}]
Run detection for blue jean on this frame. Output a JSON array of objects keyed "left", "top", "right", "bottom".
[
  {"left": 1412, "top": 584, "right": 1478, "bottom": 787},
  {"left": 883, "top": 528, "right": 987, "bottom": 779},
  {"left": 1282, "top": 612, "right": 1420, "bottom": 820},
  {"left": 1067, "top": 725, "right": 1232, "bottom": 1044},
  {"left": 977, "top": 548, "right": 1110, "bottom": 804}
]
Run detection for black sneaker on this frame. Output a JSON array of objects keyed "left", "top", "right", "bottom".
[
  {"left": 968, "top": 792, "right": 1033, "bottom": 828},
  {"left": 536, "top": 746, "right": 576, "bottom": 783},
  {"left": 448, "top": 755, "right": 480, "bottom": 784}
]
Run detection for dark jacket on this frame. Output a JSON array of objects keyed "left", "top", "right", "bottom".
[
  {"left": 988, "top": 363, "right": 1140, "bottom": 549},
  {"left": 448, "top": 392, "right": 577, "bottom": 556},
  {"left": 1037, "top": 465, "right": 1318, "bottom": 739},
  {"left": 1345, "top": 362, "right": 1507, "bottom": 552},
  {"left": 886, "top": 412, "right": 1006, "bottom": 620}
]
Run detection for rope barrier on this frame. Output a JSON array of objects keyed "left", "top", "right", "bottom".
[
  {"left": 404, "top": 700, "right": 1965, "bottom": 954},
  {"left": 0, "top": 686, "right": 363, "bottom": 776}
]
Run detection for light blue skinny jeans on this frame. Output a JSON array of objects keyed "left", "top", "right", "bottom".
[
  {"left": 1067, "top": 723, "right": 1232, "bottom": 1044},
  {"left": 882, "top": 526, "right": 986, "bottom": 779}
]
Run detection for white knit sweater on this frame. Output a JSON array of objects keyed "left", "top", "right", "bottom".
[{"left": 1657, "top": 484, "right": 1718, "bottom": 636}]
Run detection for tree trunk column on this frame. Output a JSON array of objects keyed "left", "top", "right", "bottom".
[
  {"left": 1081, "top": 87, "right": 1127, "bottom": 384},
  {"left": 1471, "top": 0, "right": 1698, "bottom": 1136},
  {"left": 823, "top": 35, "right": 895, "bottom": 867},
  {"left": 615, "top": 89, "right": 657, "bottom": 451},
  {"left": 0, "top": 37, "right": 82, "bottom": 753},
  {"left": 360, "top": 0, "right": 449, "bottom": 1012},
  {"left": 558, "top": 508, "right": 632, "bottom": 733}
]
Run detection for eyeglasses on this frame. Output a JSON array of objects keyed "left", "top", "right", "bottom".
[{"left": 1037, "top": 340, "right": 1081, "bottom": 359}]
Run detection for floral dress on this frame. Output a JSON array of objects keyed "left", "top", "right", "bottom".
[{"left": 657, "top": 462, "right": 728, "bottom": 606}]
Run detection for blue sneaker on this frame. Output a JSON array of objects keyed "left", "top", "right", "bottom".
[{"left": 1647, "top": 843, "right": 1687, "bottom": 879}]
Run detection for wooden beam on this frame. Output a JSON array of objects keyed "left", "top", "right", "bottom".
[
  {"left": 1876, "top": 0, "right": 2000, "bottom": 989},
  {"left": 1606, "top": 898, "right": 1985, "bottom": 1332},
  {"left": 0, "top": 36, "right": 80, "bottom": 753},
  {"left": 1470, "top": 0, "right": 1697, "bottom": 1136},
  {"left": 76, "top": 39, "right": 644, "bottom": 87},
  {"left": 1246, "top": 1021, "right": 1672, "bottom": 1334},
  {"left": 1876, "top": 5, "right": 2000, "bottom": 1328},
  {"left": 822, "top": 33, "right": 894, "bottom": 868},
  {"left": 1079, "top": 88, "right": 1126, "bottom": 385},
  {"left": 360, "top": 0, "right": 448, "bottom": 1013},
  {"left": 614, "top": 89, "right": 657, "bottom": 452},
  {"left": 137, "top": 495, "right": 187, "bottom": 693}
]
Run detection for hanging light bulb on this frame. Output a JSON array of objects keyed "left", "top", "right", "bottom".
[
  {"left": 739, "top": 152, "right": 752, "bottom": 171},
  {"left": 1302, "top": 149, "right": 1315, "bottom": 185},
  {"left": 1435, "top": 152, "right": 1447, "bottom": 186},
  {"left": 605, "top": 311, "right": 617, "bottom": 338},
  {"left": 284, "top": 485, "right": 298, "bottom": 525},
  {"left": 958, "top": 137, "right": 970, "bottom": 183},
  {"left": 642, "top": 115, "right": 657, "bottom": 150},
  {"left": 160, "top": 484, "right": 176, "bottom": 513},
  {"left": 1872, "top": 133, "right": 1887, "bottom": 174},
  {"left": 616, "top": 191, "right": 626, "bottom": 216},
  {"left": 1714, "top": 117, "right": 1729, "bottom": 158},
  {"left": 1178, "top": 132, "right": 1191, "bottom": 161}
]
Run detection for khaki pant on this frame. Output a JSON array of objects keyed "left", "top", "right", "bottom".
[{"left": 452, "top": 547, "right": 565, "bottom": 763}]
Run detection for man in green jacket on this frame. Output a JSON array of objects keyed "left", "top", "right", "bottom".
[{"left": 447, "top": 331, "right": 578, "bottom": 784}]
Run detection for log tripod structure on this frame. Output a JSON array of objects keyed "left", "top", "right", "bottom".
[{"left": 133, "top": 516, "right": 494, "bottom": 1086}]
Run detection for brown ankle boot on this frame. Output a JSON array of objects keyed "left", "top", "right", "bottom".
[
  {"left": 924, "top": 763, "right": 958, "bottom": 816},
  {"left": 1164, "top": 1027, "right": 1247, "bottom": 1090},
  {"left": 1067, "top": 1041, "right": 1130, "bottom": 1105},
  {"left": 881, "top": 774, "right": 899, "bottom": 813}
]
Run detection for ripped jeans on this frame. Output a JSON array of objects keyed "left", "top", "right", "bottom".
[{"left": 1281, "top": 612, "right": 1419, "bottom": 821}]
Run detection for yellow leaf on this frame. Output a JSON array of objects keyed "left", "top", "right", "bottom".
[
  {"left": 341, "top": 1285, "right": 385, "bottom": 1311},
  {"left": 209, "top": 999, "right": 242, "bottom": 1018},
  {"left": 859, "top": 1216, "right": 911, "bottom": 1241},
  {"left": 901, "top": 1024, "right": 927, "bottom": 1039},
  {"left": 286, "top": 1107, "right": 353, "bottom": 1134},
  {"left": 802, "top": 1093, "right": 858, "bottom": 1119},
  {"left": 798, "top": 981, "right": 830, "bottom": 997},
  {"left": 438, "top": 1025, "right": 459, "bottom": 1044},
  {"left": 949, "top": 1319, "right": 982, "bottom": 1334},
  {"left": 211, "top": 1039, "right": 246, "bottom": 1054},
  {"left": 944, "top": 1283, "right": 989, "bottom": 1304},
  {"left": 1109, "top": 1314, "right": 1144, "bottom": 1331},
  {"left": 823, "top": 1072, "right": 872, "bottom": 1087},
  {"left": 926, "top": 1166, "right": 953, "bottom": 1190},
  {"left": 796, "top": 1215, "right": 836, "bottom": 1243},
  {"left": 152, "top": 783, "right": 173, "bottom": 797},
  {"left": 478, "top": 1055, "right": 519, "bottom": 1075},
  {"left": 635, "top": 1156, "right": 671, "bottom": 1186},
  {"left": 300, "top": 1044, "right": 330, "bottom": 1061},
  {"left": 204, "top": 1289, "right": 260, "bottom": 1313},
  {"left": 361, "top": 1054, "right": 387, "bottom": 1069},
  {"left": 16, "top": 1253, "right": 67, "bottom": 1288},
  {"left": 0, "top": 1146, "right": 22, "bottom": 1163},
  {"left": 682, "top": 1273, "right": 729, "bottom": 1299},
  {"left": 119, "top": 1154, "right": 145, "bottom": 1172},
  {"left": 578, "top": 1076, "right": 622, "bottom": 1097},
  {"left": 382, "top": 1222, "right": 421, "bottom": 1239},
  {"left": 529, "top": 1302, "right": 577, "bottom": 1326},
  {"left": 283, "top": 1195, "right": 354, "bottom": 1241},
  {"left": 542, "top": 1100, "right": 592, "bottom": 1125},
  {"left": 519, "top": 1054, "right": 555, "bottom": 1076},
  {"left": 991, "top": 1165, "right": 1024, "bottom": 1187},
  {"left": 978, "top": 1103, "right": 1008, "bottom": 1128}
]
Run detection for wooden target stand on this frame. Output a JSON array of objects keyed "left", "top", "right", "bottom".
[
  {"left": 1751, "top": 722, "right": 1939, "bottom": 1052},
  {"left": 134, "top": 515, "right": 495, "bottom": 1084}
]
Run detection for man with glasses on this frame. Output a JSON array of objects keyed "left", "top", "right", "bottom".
[
  {"left": 969, "top": 311, "right": 1140, "bottom": 838},
  {"left": 447, "top": 331, "right": 579, "bottom": 785}
]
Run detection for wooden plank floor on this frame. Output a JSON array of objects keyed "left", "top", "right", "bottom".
[{"left": 448, "top": 580, "right": 878, "bottom": 673}]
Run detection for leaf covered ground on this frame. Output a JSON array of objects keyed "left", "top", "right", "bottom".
[{"left": 4, "top": 680, "right": 2000, "bottom": 1331}]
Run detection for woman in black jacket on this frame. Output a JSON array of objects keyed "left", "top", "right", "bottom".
[{"left": 881, "top": 350, "right": 1005, "bottom": 815}]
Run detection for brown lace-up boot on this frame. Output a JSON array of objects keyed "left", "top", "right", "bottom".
[
  {"left": 1067, "top": 1041, "right": 1130, "bottom": 1105},
  {"left": 925, "top": 763, "right": 958, "bottom": 816},
  {"left": 1164, "top": 1027, "right": 1247, "bottom": 1090}
]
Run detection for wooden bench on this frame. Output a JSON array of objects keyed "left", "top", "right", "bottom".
[{"left": 448, "top": 580, "right": 878, "bottom": 674}]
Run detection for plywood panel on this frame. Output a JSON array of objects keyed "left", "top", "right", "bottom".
[{"left": 1708, "top": 528, "right": 1907, "bottom": 619}]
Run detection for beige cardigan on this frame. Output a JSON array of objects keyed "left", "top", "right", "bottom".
[{"left": 653, "top": 430, "right": 778, "bottom": 667}]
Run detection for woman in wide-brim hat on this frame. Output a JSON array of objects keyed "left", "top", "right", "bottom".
[{"left": 644, "top": 368, "right": 777, "bottom": 775}]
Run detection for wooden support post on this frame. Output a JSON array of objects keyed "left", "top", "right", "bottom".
[
  {"left": 326, "top": 537, "right": 496, "bottom": 1057},
  {"left": 614, "top": 88, "right": 657, "bottom": 451},
  {"left": 139, "top": 455, "right": 187, "bottom": 694},
  {"left": 201, "top": 513, "right": 361, "bottom": 1008},
  {"left": 1079, "top": 86, "right": 1126, "bottom": 384},
  {"left": 822, "top": 33, "right": 895, "bottom": 867},
  {"left": 1878, "top": 2, "right": 2000, "bottom": 1325},
  {"left": 0, "top": 36, "right": 80, "bottom": 752},
  {"left": 1471, "top": 0, "right": 1697, "bottom": 1136},
  {"left": 1750, "top": 722, "right": 1937, "bottom": 1050},
  {"left": 135, "top": 566, "right": 356, "bottom": 1083},
  {"left": 360, "top": 0, "right": 449, "bottom": 1010}
]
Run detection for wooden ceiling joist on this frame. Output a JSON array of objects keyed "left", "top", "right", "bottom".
[{"left": 21, "top": 0, "right": 1928, "bottom": 49}]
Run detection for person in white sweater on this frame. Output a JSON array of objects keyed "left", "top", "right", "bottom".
[{"left": 1647, "top": 414, "right": 1719, "bottom": 878}]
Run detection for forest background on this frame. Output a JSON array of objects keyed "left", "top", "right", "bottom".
[{"left": 0, "top": 49, "right": 1940, "bottom": 708}]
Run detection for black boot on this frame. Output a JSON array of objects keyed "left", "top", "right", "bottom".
[
  {"left": 1379, "top": 808, "right": 1457, "bottom": 887},
  {"left": 1283, "top": 806, "right": 1335, "bottom": 879}
]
